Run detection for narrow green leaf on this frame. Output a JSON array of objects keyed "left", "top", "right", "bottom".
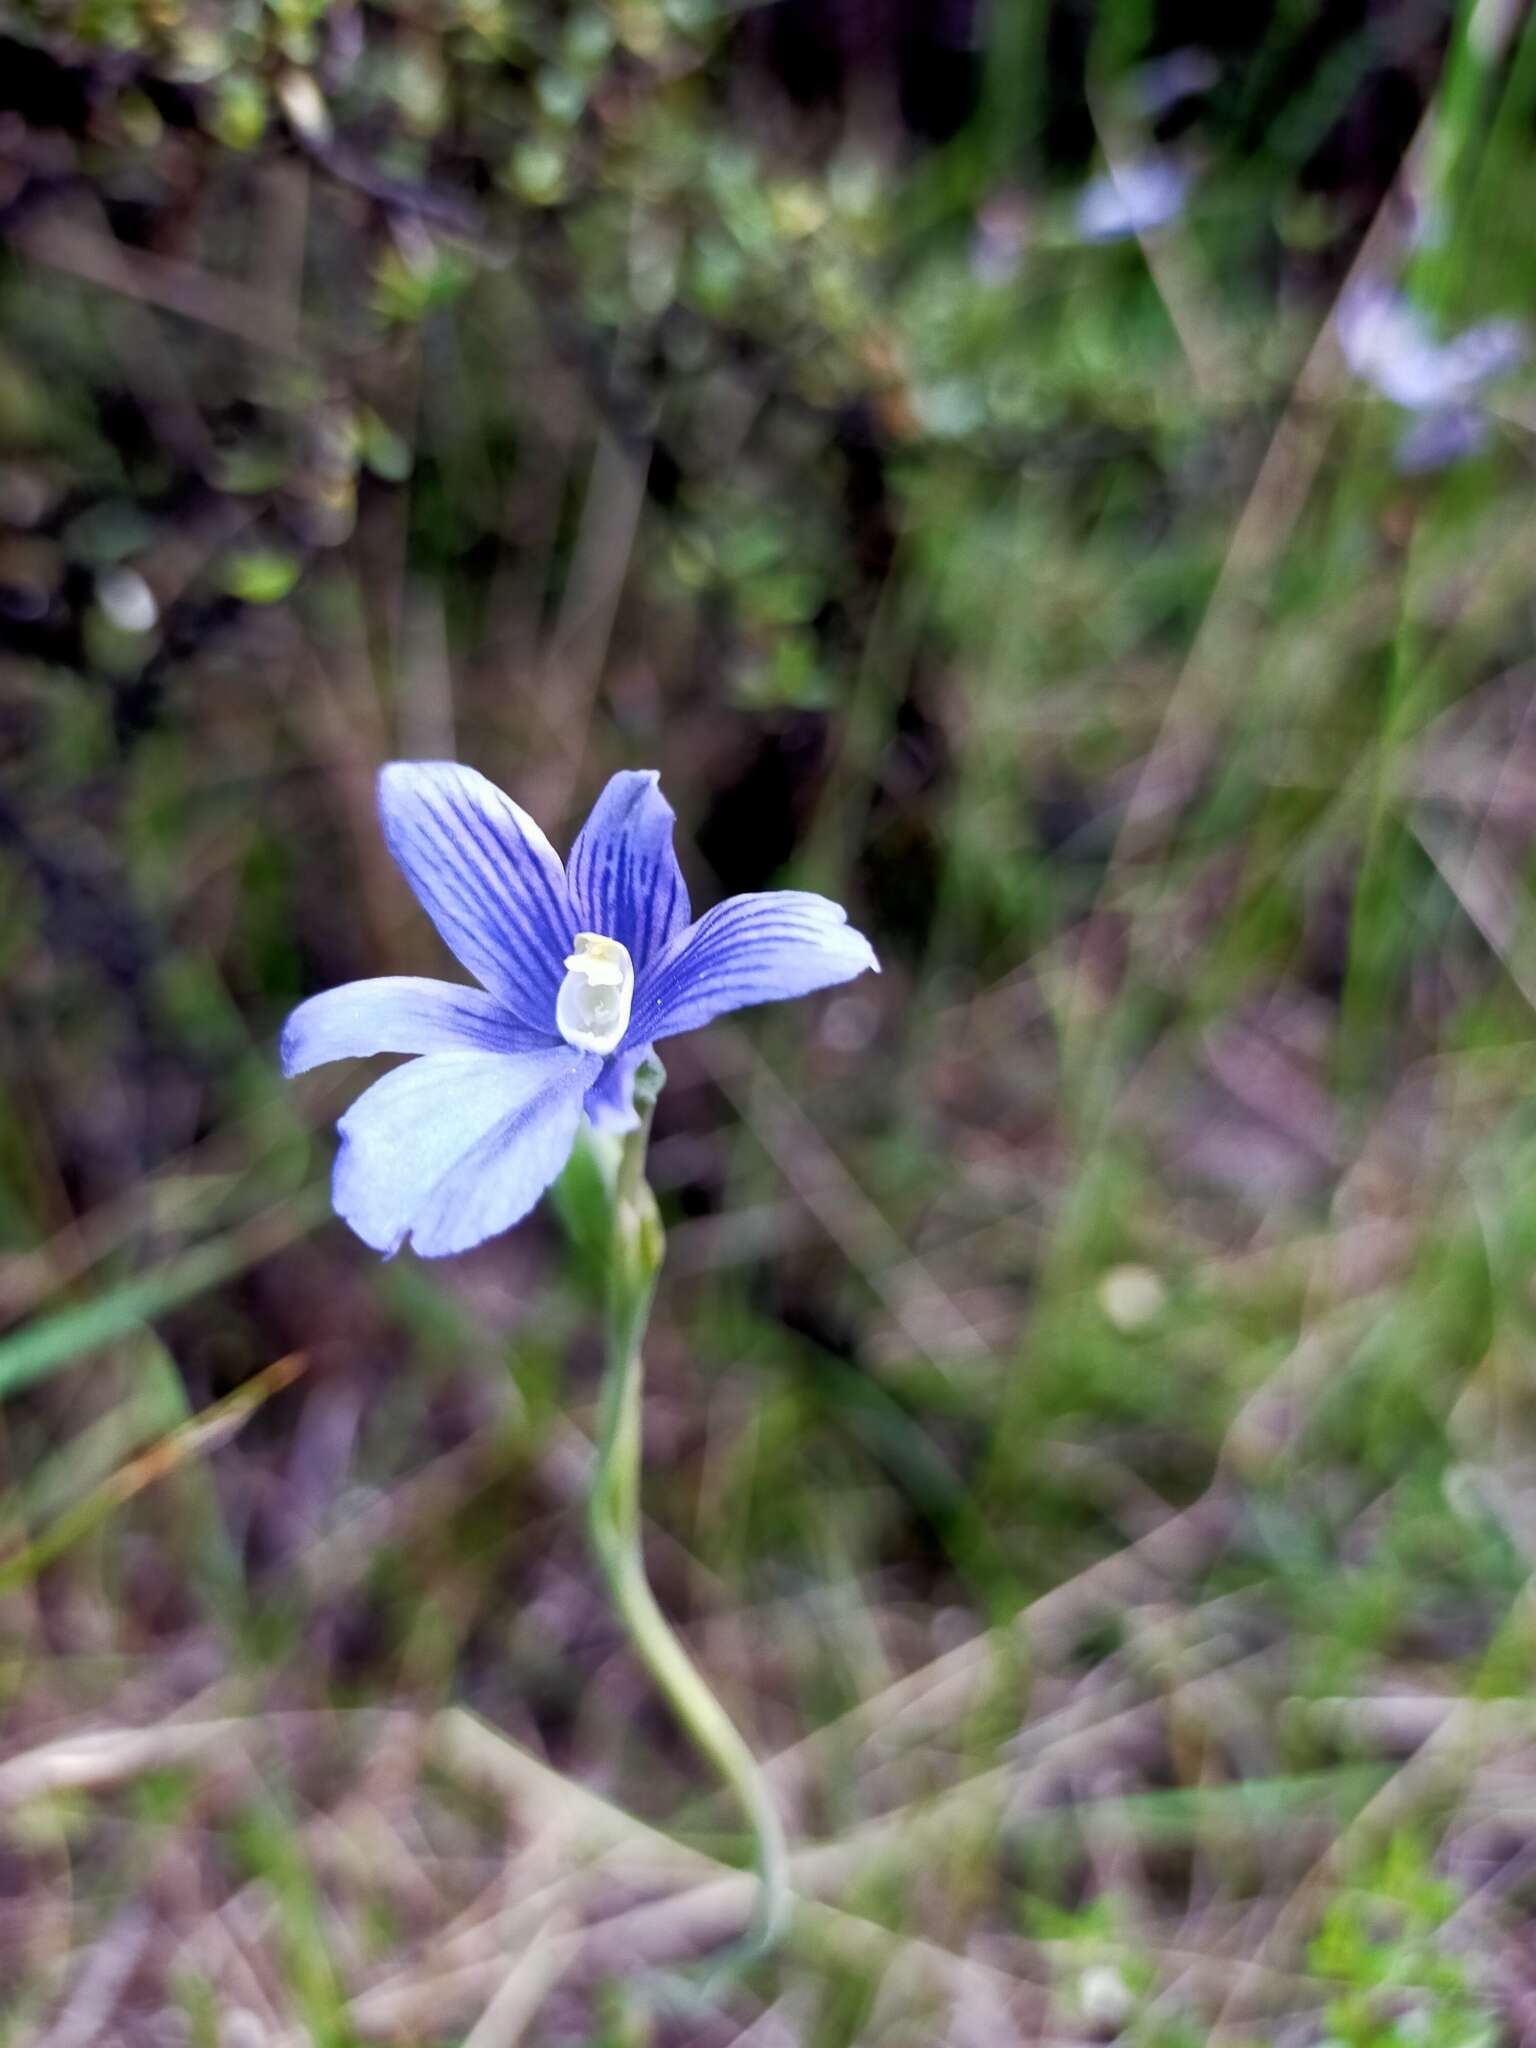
[
  {"left": 0, "top": 1192, "right": 328, "bottom": 1400},
  {"left": 221, "top": 548, "right": 302, "bottom": 604}
]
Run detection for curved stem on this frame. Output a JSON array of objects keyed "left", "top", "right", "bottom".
[{"left": 586, "top": 1099, "right": 790, "bottom": 1965}]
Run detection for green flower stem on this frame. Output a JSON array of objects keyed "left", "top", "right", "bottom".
[{"left": 586, "top": 1088, "right": 791, "bottom": 1963}]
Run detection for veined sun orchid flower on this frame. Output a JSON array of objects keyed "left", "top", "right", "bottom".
[{"left": 282, "top": 763, "right": 879, "bottom": 1257}]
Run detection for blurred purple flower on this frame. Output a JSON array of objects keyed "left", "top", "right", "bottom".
[
  {"left": 1394, "top": 405, "right": 1489, "bottom": 474},
  {"left": 971, "top": 191, "right": 1033, "bottom": 286},
  {"left": 1074, "top": 155, "right": 1189, "bottom": 243},
  {"left": 1129, "top": 47, "right": 1218, "bottom": 118},
  {"left": 283, "top": 764, "right": 878, "bottom": 1257},
  {"left": 1337, "top": 280, "right": 1526, "bottom": 470}
]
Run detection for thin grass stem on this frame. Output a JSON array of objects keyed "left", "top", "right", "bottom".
[{"left": 586, "top": 1081, "right": 791, "bottom": 1975}]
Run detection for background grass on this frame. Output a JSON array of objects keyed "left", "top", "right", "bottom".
[{"left": 5, "top": 0, "right": 1536, "bottom": 2040}]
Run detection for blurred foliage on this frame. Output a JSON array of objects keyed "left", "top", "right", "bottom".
[{"left": 1312, "top": 1833, "right": 1499, "bottom": 2048}]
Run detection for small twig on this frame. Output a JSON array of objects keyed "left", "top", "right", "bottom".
[
  {"left": 706, "top": 1030, "right": 997, "bottom": 1375},
  {"left": 32, "top": 1905, "right": 152, "bottom": 2048},
  {"left": 537, "top": 428, "right": 651, "bottom": 828},
  {"left": 13, "top": 207, "right": 311, "bottom": 358}
]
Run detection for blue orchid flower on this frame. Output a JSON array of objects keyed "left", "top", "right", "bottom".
[{"left": 283, "top": 763, "right": 878, "bottom": 1258}]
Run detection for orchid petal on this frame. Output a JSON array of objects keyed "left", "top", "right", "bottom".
[
  {"left": 282, "top": 976, "right": 540, "bottom": 1076},
  {"left": 377, "top": 763, "right": 574, "bottom": 1034},
  {"left": 583, "top": 1042, "right": 654, "bottom": 1134},
  {"left": 1437, "top": 316, "right": 1526, "bottom": 393},
  {"left": 1337, "top": 283, "right": 1444, "bottom": 407},
  {"left": 1339, "top": 283, "right": 1526, "bottom": 411},
  {"left": 566, "top": 770, "right": 691, "bottom": 973},
  {"left": 332, "top": 1047, "right": 598, "bottom": 1257},
  {"left": 1396, "top": 405, "right": 1488, "bottom": 473},
  {"left": 629, "top": 892, "right": 877, "bottom": 1046}
]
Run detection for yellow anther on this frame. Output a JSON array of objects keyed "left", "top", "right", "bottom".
[{"left": 564, "top": 933, "right": 627, "bottom": 987}]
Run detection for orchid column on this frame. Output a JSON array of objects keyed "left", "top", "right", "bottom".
[{"left": 282, "top": 761, "right": 878, "bottom": 1956}]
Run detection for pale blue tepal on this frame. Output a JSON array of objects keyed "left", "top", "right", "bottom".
[{"left": 283, "top": 764, "right": 879, "bottom": 1257}]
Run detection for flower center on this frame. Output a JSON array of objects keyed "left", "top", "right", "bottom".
[{"left": 555, "top": 932, "right": 634, "bottom": 1055}]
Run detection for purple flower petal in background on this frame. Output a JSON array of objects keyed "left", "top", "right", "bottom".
[
  {"left": 971, "top": 191, "right": 1033, "bottom": 286},
  {"left": 284, "top": 763, "right": 879, "bottom": 1256},
  {"left": 1129, "top": 47, "right": 1218, "bottom": 118},
  {"left": 1436, "top": 316, "right": 1528, "bottom": 393},
  {"left": 1338, "top": 281, "right": 1525, "bottom": 408},
  {"left": 1394, "top": 404, "right": 1489, "bottom": 475},
  {"left": 1074, "top": 155, "right": 1188, "bottom": 243}
]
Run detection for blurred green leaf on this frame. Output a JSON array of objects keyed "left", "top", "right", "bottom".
[
  {"left": 549, "top": 1127, "right": 617, "bottom": 1298},
  {"left": 221, "top": 549, "right": 303, "bottom": 604},
  {"left": 357, "top": 412, "right": 414, "bottom": 482}
]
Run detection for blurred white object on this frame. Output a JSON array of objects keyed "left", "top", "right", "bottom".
[
  {"left": 1075, "top": 155, "right": 1188, "bottom": 242},
  {"left": 1099, "top": 1263, "right": 1167, "bottom": 1332},
  {"left": 96, "top": 566, "right": 158, "bottom": 634},
  {"left": 1078, "top": 1964, "right": 1137, "bottom": 2028}
]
